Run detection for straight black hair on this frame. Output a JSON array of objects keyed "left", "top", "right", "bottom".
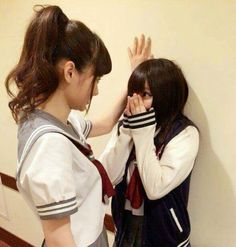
[{"left": 128, "top": 58, "right": 189, "bottom": 143}]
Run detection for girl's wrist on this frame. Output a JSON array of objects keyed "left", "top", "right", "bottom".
[{"left": 123, "top": 108, "right": 156, "bottom": 130}]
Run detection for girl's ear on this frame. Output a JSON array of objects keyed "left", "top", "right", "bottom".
[{"left": 64, "top": 61, "right": 77, "bottom": 83}]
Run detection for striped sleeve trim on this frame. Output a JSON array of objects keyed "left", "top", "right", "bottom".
[
  {"left": 123, "top": 114, "right": 129, "bottom": 128},
  {"left": 39, "top": 207, "right": 78, "bottom": 220},
  {"left": 123, "top": 108, "right": 156, "bottom": 129},
  {"left": 83, "top": 120, "right": 92, "bottom": 138},
  {"left": 36, "top": 197, "right": 78, "bottom": 219},
  {"left": 128, "top": 108, "right": 155, "bottom": 119},
  {"left": 129, "top": 120, "right": 156, "bottom": 129}
]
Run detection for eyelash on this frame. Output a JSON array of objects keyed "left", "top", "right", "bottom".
[{"left": 143, "top": 92, "right": 152, "bottom": 97}]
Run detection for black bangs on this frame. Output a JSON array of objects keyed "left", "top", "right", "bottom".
[
  {"left": 93, "top": 33, "right": 112, "bottom": 77},
  {"left": 127, "top": 58, "right": 189, "bottom": 126},
  {"left": 128, "top": 67, "right": 147, "bottom": 96}
]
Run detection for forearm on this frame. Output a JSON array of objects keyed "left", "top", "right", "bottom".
[
  {"left": 132, "top": 125, "right": 164, "bottom": 200},
  {"left": 88, "top": 89, "right": 127, "bottom": 137},
  {"left": 99, "top": 125, "right": 133, "bottom": 185},
  {"left": 88, "top": 35, "right": 152, "bottom": 138},
  {"left": 133, "top": 126, "right": 199, "bottom": 200},
  {"left": 104, "top": 89, "right": 127, "bottom": 131},
  {"left": 41, "top": 217, "right": 77, "bottom": 247}
]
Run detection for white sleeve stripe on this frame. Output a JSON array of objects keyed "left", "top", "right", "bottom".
[
  {"left": 37, "top": 200, "right": 77, "bottom": 213},
  {"left": 123, "top": 119, "right": 129, "bottom": 125},
  {"left": 129, "top": 121, "right": 156, "bottom": 129},
  {"left": 123, "top": 118, "right": 156, "bottom": 128},
  {"left": 38, "top": 202, "right": 78, "bottom": 217},
  {"left": 123, "top": 111, "right": 156, "bottom": 129},
  {"left": 39, "top": 207, "right": 78, "bottom": 220},
  {"left": 128, "top": 115, "right": 156, "bottom": 125},
  {"left": 128, "top": 111, "right": 155, "bottom": 122},
  {"left": 128, "top": 108, "right": 155, "bottom": 119},
  {"left": 129, "top": 119, "right": 156, "bottom": 127},
  {"left": 128, "top": 116, "right": 155, "bottom": 124},
  {"left": 38, "top": 202, "right": 77, "bottom": 214},
  {"left": 36, "top": 196, "right": 76, "bottom": 209}
]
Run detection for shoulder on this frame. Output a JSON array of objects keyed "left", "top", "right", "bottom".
[
  {"left": 165, "top": 125, "right": 199, "bottom": 152},
  {"left": 159, "top": 125, "right": 199, "bottom": 164},
  {"left": 183, "top": 125, "right": 199, "bottom": 139},
  {"left": 180, "top": 125, "right": 199, "bottom": 137},
  {"left": 170, "top": 125, "right": 199, "bottom": 143},
  {"left": 28, "top": 132, "right": 73, "bottom": 159},
  {"left": 22, "top": 132, "right": 74, "bottom": 178},
  {"left": 37, "top": 132, "right": 71, "bottom": 145}
]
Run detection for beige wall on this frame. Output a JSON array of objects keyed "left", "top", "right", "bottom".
[{"left": 0, "top": 0, "right": 236, "bottom": 246}]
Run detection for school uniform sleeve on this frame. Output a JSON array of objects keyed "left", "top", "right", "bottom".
[
  {"left": 130, "top": 111, "right": 199, "bottom": 200},
  {"left": 99, "top": 117, "right": 133, "bottom": 185},
  {"left": 68, "top": 110, "right": 92, "bottom": 138},
  {"left": 22, "top": 133, "right": 78, "bottom": 220}
]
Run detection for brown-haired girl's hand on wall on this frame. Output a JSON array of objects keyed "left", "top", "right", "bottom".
[
  {"left": 128, "top": 34, "right": 153, "bottom": 71},
  {"left": 88, "top": 35, "right": 153, "bottom": 137}
]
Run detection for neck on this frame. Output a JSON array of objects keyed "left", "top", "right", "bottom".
[{"left": 37, "top": 89, "right": 70, "bottom": 125}]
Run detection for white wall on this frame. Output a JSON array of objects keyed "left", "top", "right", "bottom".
[{"left": 0, "top": 0, "right": 235, "bottom": 246}]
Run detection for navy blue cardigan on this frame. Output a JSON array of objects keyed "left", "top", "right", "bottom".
[{"left": 112, "top": 115, "right": 196, "bottom": 247}]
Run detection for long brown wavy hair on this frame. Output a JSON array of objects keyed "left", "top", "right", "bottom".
[{"left": 5, "top": 5, "right": 111, "bottom": 123}]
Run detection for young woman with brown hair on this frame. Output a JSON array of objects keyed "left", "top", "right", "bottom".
[{"left": 5, "top": 5, "right": 152, "bottom": 247}]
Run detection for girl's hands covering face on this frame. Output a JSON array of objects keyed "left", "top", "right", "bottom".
[{"left": 124, "top": 94, "right": 146, "bottom": 116}]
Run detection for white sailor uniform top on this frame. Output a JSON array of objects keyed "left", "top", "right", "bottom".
[{"left": 16, "top": 109, "right": 107, "bottom": 247}]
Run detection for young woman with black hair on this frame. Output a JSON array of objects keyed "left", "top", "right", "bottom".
[
  {"left": 100, "top": 58, "right": 199, "bottom": 247},
  {"left": 5, "top": 5, "right": 152, "bottom": 247}
]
